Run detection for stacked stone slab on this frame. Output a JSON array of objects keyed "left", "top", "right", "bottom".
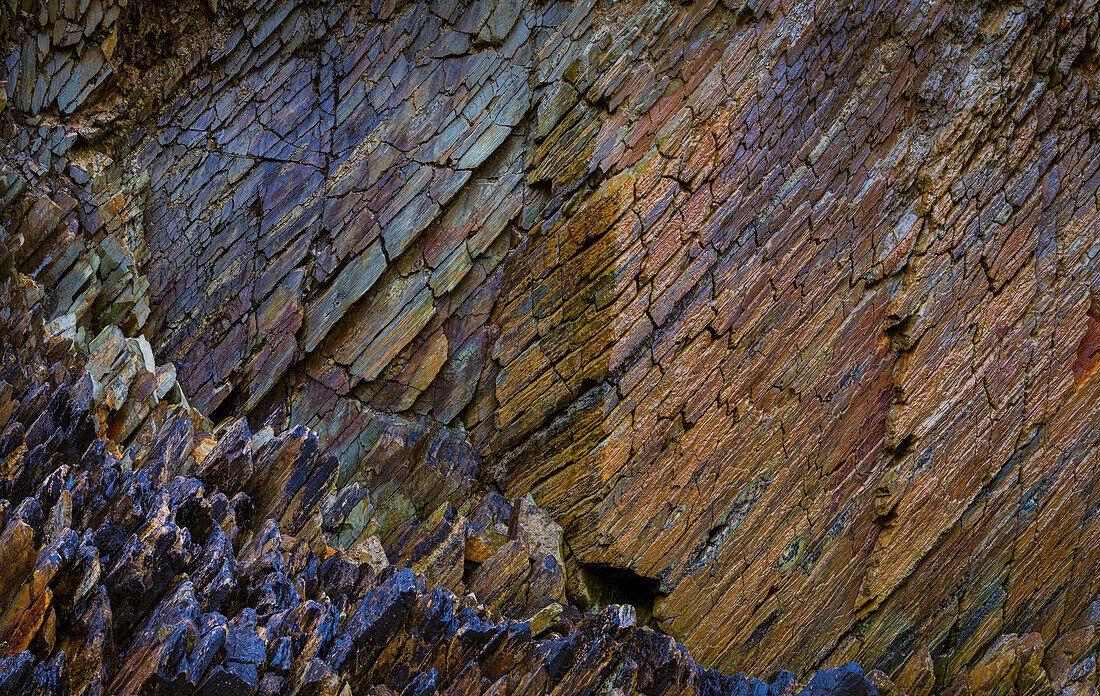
[
  {"left": 3, "top": 0, "right": 1100, "bottom": 694},
  {"left": 0, "top": 216, "right": 885, "bottom": 696},
  {"left": 0, "top": 332, "right": 887, "bottom": 694}
]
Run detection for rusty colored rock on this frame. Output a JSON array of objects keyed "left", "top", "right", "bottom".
[{"left": 3, "top": 0, "right": 1100, "bottom": 695}]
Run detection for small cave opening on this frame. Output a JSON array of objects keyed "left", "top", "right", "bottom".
[
  {"left": 576, "top": 563, "right": 665, "bottom": 629},
  {"left": 462, "top": 559, "right": 480, "bottom": 587},
  {"left": 208, "top": 384, "right": 243, "bottom": 427}
]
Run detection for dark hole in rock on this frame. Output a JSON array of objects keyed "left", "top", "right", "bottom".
[
  {"left": 209, "top": 384, "right": 244, "bottom": 428},
  {"left": 578, "top": 563, "right": 664, "bottom": 629}
]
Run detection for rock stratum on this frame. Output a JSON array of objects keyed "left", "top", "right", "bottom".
[
  {"left": 1, "top": 0, "right": 1100, "bottom": 694},
  {"left": 0, "top": 254, "right": 886, "bottom": 696}
]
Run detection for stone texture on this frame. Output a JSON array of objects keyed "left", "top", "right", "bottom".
[
  {"left": 2, "top": 0, "right": 1100, "bottom": 695},
  {"left": 0, "top": 232, "right": 883, "bottom": 696}
]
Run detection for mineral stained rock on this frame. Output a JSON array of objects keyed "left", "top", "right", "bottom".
[
  {"left": 0, "top": 237, "right": 880, "bottom": 696},
  {"left": 2, "top": 0, "right": 1100, "bottom": 695}
]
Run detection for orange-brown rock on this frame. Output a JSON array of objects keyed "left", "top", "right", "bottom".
[
  {"left": 3, "top": 0, "right": 1100, "bottom": 694},
  {"left": 0, "top": 281, "right": 879, "bottom": 694}
]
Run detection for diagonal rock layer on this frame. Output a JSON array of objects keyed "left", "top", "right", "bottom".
[{"left": 2, "top": 0, "right": 1100, "bottom": 695}]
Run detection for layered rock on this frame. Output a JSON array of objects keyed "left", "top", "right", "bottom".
[
  {"left": 3, "top": 0, "right": 1100, "bottom": 694},
  {"left": 0, "top": 230, "right": 885, "bottom": 695}
]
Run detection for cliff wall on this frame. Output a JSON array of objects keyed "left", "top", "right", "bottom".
[{"left": 2, "top": 0, "right": 1100, "bottom": 694}]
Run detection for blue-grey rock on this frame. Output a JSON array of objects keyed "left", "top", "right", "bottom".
[{"left": 56, "top": 46, "right": 104, "bottom": 113}]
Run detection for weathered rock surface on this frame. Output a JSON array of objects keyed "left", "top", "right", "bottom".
[
  {"left": 0, "top": 231, "right": 882, "bottom": 695},
  {"left": 3, "top": 0, "right": 1100, "bottom": 695}
]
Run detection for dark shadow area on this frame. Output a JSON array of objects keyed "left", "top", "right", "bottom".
[{"left": 580, "top": 563, "right": 665, "bottom": 628}]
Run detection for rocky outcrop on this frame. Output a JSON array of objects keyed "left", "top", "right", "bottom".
[
  {"left": 0, "top": 228, "right": 885, "bottom": 695},
  {"left": 3, "top": 0, "right": 1100, "bottom": 695}
]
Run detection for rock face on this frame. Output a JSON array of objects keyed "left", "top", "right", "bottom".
[
  {"left": 3, "top": 0, "right": 1100, "bottom": 695},
  {"left": 0, "top": 229, "right": 881, "bottom": 696}
]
